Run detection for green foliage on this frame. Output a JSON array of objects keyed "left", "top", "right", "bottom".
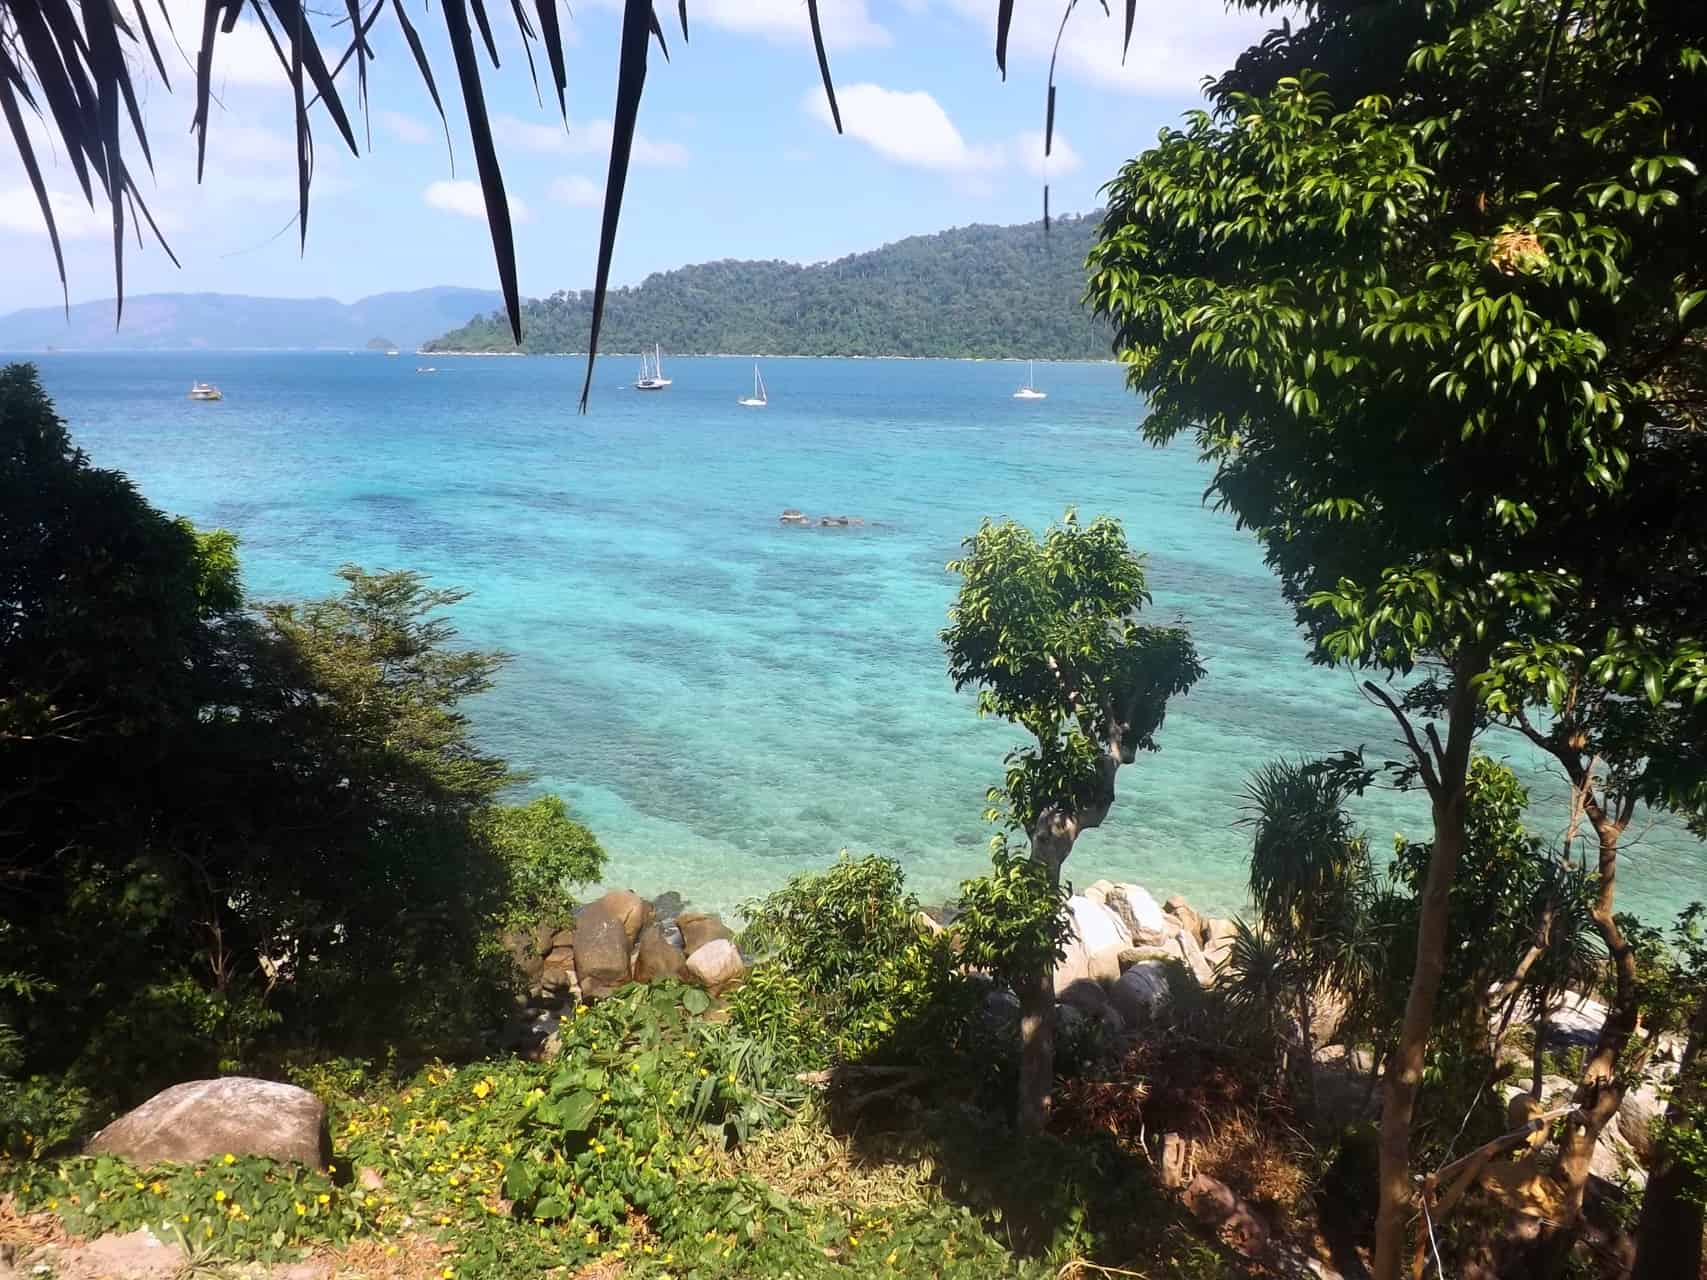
[
  {"left": 734, "top": 854, "right": 972, "bottom": 1068},
  {"left": 481, "top": 795, "right": 607, "bottom": 928},
  {"left": 0, "top": 364, "right": 602, "bottom": 1098},
  {"left": 943, "top": 510, "right": 1203, "bottom": 847},
  {"left": 425, "top": 216, "right": 1112, "bottom": 359},
  {"left": 952, "top": 838, "right": 1071, "bottom": 989}
]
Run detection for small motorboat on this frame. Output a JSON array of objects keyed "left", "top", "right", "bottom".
[{"left": 188, "top": 382, "right": 223, "bottom": 401}]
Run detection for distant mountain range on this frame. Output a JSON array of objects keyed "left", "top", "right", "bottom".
[
  {"left": 0, "top": 287, "right": 502, "bottom": 352},
  {"left": 425, "top": 214, "right": 1112, "bottom": 360}
]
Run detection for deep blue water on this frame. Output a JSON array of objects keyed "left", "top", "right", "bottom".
[{"left": 17, "top": 351, "right": 1704, "bottom": 921}]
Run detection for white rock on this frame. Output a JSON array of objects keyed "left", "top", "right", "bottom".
[
  {"left": 1174, "top": 929, "right": 1216, "bottom": 988},
  {"left": 1110, "top": 883, "right": 1175, "bottom": 944},
  {"left": 1053, "top": 895, "right": 1132, "bottom": 994}
]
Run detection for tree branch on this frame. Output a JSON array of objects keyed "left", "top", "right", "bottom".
[{"left": 1363, "top": 680, "right": 1442, "bottom": 796}]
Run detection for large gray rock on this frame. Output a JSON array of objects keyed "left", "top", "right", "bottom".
[
  {"left": 1617, "top": 1080, "right": 1665, "bottom": 1164},
  {"left": 573, "top": 901, "right": 633, "bottom": 999},
  {"left": 87, "top": 1078, "right": 330, "bottom": 1169},
  {"left": 1108, "top": 961, "right": 1171, "bottom": 1027},
  {"left": 677, "top": 911, "right": 734, "bottom": 954},
  {"left": 685, "top": 939, "right": 746, "bottom": 993},
  {"left": 633, "top": 924, "right": 687, "bottom": 983}
]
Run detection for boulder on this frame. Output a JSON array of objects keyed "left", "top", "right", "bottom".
[
  {"left": 593, "top": 889, "right": 654, "bottom": 946},
  {"left": 1054, "top": 895, "right": 1130, "bottom": 994},
  {"left": 1202, "top": 917, "right": 1238, "bottom": 970},
  {"left": 779, "top": 509, "right": 811, "bottom": 525},
  {"left": 914, "top": 910, "right": 946, "bottom": 935},
  {"left": 1058, "top": 978, "right": 1111, "bottom": 1016},
  {"left": 1108, "top": 961, "right": 1171, "bottom": 1027},
  {"left": 539, "top": 946, "right": 577, "bottom": 997},
  {"left": 1107, "top": 883, "right": 1175, "bottom": 945},
  {"left": 685, "top": 939, "right": 746, "bottom": 994},
  {"left": 1173, "top": 928, "right": 1216, "bottom": 989},
  {"left": 677, "top": 911, "right": 735, "bottom": 954},
  {"left": 1117, "top": 945, "right": 1179, "bottom": 970},
  {"left": 633, "top": 924, "right": 687, "bottom": 983},
  {"left": 87, "top": 1078, "right": 330, "bottom": 1169},
  {"left": 549, "top": 926, "right": 577, "bottom": 951},
  {"left": 1617, "top": 1080, "right": 1665, "bottom": 1164},
  {"left": 1183, "top": 1172, "right": 1238, "bottom": 1225},
  {"left": 573, "top": 901, "right": 633, "bottom": 999},
  {"left": 1164, "top": 894, "right": 1207, "bottom": 945}
]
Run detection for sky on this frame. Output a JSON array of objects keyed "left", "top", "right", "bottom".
[{"left": 0, "top": 0, "right": 1284, "bottom": 311}]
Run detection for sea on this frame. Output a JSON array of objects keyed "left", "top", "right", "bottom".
[{"left": 17, "top": 350, "right": 1705, "bottom": 923}]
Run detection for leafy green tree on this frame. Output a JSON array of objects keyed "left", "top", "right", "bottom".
[
  {"left": 942, "top": 511, "right": 1202, "bottom": 1132},
  {"left": 1, "top": 363, "right": 597, "bottom": 1098},
  {"left": 1087, "top": 0, "right": 1705, "bottom": 1267}
]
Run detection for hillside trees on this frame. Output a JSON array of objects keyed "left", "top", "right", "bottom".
[
  {"left": 942, "top": 512, "right": 1202, "bottom": 1133},
  {"left": 0, "top": 363, "right": 602, "bottom": 1095},
  {"left": 1086, "top": 0, "right": 1706, "bottom": 1272}
]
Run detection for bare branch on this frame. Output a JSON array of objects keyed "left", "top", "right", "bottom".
[{"left": 1362, "top": 680, "right": 1442, "bottom": 796}]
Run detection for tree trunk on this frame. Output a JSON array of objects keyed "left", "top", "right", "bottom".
[
  {"left": 1297, "top": 981, "right": 1318, "bottom": 1117},
  {"left": 1017, "top": 853, "right": 1065, "bottom": 1135},
  {"left": 1550, "top": 820, "right": 1640, "bottom": 1238},
  {"left": 1631, "top": 998, "right": 1707, "bottom": 1280},
  {"left": 1371, "top": 672, "right": 1479, "bottom": 1280},
  {"left": 1532, "top": 1007, "right": 1549, "bottom": 1098}
]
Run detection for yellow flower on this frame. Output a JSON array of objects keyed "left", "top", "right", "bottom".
[
  {"left": 317, "top": 1193, "right": 331, "bottom": 1205},
  {"left": 472, "top": 1080, "right": 491, "bottom": 1099},
  {"left": 448, "top": 1175, "right": 460, "bottom": 1187},
  {"left": 180, "top": 1215, "right": 189, "bottom": 1224},
  {"left": 600, "top": 1092, "right": 610, "bottom": 1101},
  {"left": 150, "top": 1182, "right": 165, "bottom": 1195},
  {"left": 295, "top": 1203, "right": 307, "bottom": 1217},
  {"left": 441, "top": 1269, "right": 455, "bottom": 1278},
  {"left": 849, "top": 1234, "right": 860, "bottom": 1247},
  {"left": 386, "top": 1246, "right": 399, "bottom": 1257},
  {"left": 205, "top": 1225, "right": 214, "bottom": 1239},
  {"left": 222, "top": 1153, "right": 236, "bottom": 1165},
  {"left": 886, "top": 1250, "right": 899, "bottom": 1266},
  {"left": 697, "top": 1068, "right": 709, "bottom": 1078},
  {"left": 583, "top": 1229, "right": 600, "bottom": 1245},
  {"left": 214, "top": 1190, "right": 227, "bottom": 1203},
  {"left": 134, "top": 1180, "right": 145, "bottom": 1190},
  {"left": 575, "top": 1005, "right": 588, "bottom": 1017}
]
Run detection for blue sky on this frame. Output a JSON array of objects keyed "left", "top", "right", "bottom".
[{"left": 0, "top": 1, "right": 1281, "bottom": 310}]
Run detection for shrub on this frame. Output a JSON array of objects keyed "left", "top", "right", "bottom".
[
  {"left": 482, "top": 794, "right": 606, "bottom": 928},
  {"left": 735, "top": 854, "right": 973, "bottom": 1067}
]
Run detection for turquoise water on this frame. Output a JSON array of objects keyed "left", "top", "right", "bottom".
[{"left": 18, "top": 351, "right": 1704, "bottom": 922}]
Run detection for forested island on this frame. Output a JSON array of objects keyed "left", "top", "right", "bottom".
[{"left": 424, "top": 215, "right": 1110, "bottom": 358}]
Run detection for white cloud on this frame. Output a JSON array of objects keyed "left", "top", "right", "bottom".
[
  {"left": 548, "top": 175, "right": 603, "bottom": 208},
  {"left": 942, "top": 0, "right": 1281, "bottom": 98},
  {"left": 380, "top": 111, "right": 436, "bottom": 146},
  {"left": 582, "top": 0, "right": 887, "bottom": 49},
  {"left": 1011, "top": 129, "right": 1081, "bottom": 179},
  {"left": 804, "top": 84, "right": 999, "bottom": 174},
  {"left": 689, "top": 0, "right": 888, "bottom": 50},
  {"left": 423, "top": 179, "right": 531, "bottom": 223},
  {"left": 493, "top": 114, "right": 689, "bottom": 167},
  {"left": 157, "top": 0, "right": 288, "bottom": 90},
  {"left": 0, "top": 186, "right": 113, "bottom": 240}
]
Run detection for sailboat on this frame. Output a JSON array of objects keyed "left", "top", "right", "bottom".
[
  {"left": 635, "top": 343, "right": 671, "bottom": 391},
  {"left": 1012, "top": 361, "right": 1047, "bottom": 400},
  {"left": 738, "top": 363, "right": 768, "bottom": 407}
]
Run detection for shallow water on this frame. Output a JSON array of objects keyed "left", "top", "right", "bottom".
[{"left": 21, "top": 351, "right": 1704, "bottom": 922}]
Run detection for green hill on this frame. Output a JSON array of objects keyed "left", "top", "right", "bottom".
[{"left": 425, "top": 214, "right": 1111, "bottom": 359}]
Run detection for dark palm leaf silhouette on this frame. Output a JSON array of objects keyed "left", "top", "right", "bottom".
[{"left": 0, "top": 0, "right": 1134, "bottom": 406}]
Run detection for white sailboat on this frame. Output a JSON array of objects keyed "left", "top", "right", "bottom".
[
  {"left": 635, "top": 343, "right": 671, "bottom": 390},
  {"left": 1012, "top": 361, "right": 1047, "bottom": 400},
  {"left": 738, "top": 363, "right": 768, "bottom": 407}
]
